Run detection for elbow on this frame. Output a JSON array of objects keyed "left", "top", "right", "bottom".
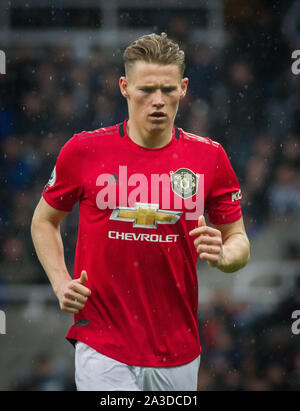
[
  {"left": 235, "top": 238, "right": 251, "bottom": 272},
  {"left": 246, "top": 247, "right": 251, "bottom": 265},
  {"left": 245, "top": 237, "right": 251, "bottom": 265},
  {"left": 237, "top": 237, "right": 250, "bottom": 271}
]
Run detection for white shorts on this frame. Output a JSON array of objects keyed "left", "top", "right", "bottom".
[{"left": 75, "top": 341, "right": 200, "bottom": 391}]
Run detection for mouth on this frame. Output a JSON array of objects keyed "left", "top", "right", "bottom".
[{"left": 149, "top": 112, "right": 167, "bottom": 120}]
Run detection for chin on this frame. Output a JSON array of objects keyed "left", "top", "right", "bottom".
[
  {"left": 147, "top": 119, "right": 168, "bottom": 132},
  {"left": 149, "top": 124, "right": 166, "bottom": 134}
]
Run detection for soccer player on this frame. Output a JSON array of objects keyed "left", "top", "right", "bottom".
[{"left": 31, "top": 33, "right": 250, "bottom": 391}]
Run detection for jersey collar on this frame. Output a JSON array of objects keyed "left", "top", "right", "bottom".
[{"left": 118, "top": 119, "right": 180, "bottom": 142}]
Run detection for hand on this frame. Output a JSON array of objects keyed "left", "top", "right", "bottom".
[
  {"left": 57, "top": 270, "right": 91, "bottom": 314},
  {"left": 189, "top": 216, "right": 224, "bottom": 268}
]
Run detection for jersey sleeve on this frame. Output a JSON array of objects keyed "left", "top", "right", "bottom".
[
  {"left": 42, "top": 135, "right": 83, "bottom": 212},
  {"left": 206, "top": 144, "right": 242, "bottom": 225}
]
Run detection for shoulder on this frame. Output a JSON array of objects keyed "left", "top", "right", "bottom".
[
  {"left": 179, "top": 128, "right": 220, "bottom": 150},
  {"left": 61, "top": 123, "right": 121, "bottom": 152},
  {"left": 73, "top": 123, "right": 121, "bottom": 142}
]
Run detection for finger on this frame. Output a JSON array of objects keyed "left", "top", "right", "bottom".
[
  {"left": 198, "top": 215, "right": 206, "bottom": 227},
  {"left": 71, "top": 282, "right": 91, "bottom": 297},
  {"left": 62, "top": 297, "right": 85, "bottom": 310},
  {"left": 189, "top": 226, "right": 221, "bottom": 237},
  {"left": 190, "top": 225, "right": 221, "bottom": 236},
  {"left": 79, "top": 270, "right": 88, "bottom": 285},
  {"left": 61, "top": 306, "right": 80, "bottom": 314},
  {"left": 194, "top": 235, "right": 222, "bottom": 248},
  {"left": 189, "top": 216, "right": 206, "bottom": 236},
  {"left": 199, "top": 252, "right": 219, "bottom": 263},
  {"left": 197, "top": 244, "right": 221, "bottom": 255},
  {"left": 64, "top": 290, "right": 88, "bottom": 305}
]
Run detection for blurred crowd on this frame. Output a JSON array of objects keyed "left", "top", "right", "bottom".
[
  {"left": 11, "top": 351, "right": 76, "bottom": 391},
  {"left": 197, "top": 290, "right": 300, "bottom": 391},
  {"left": 0, "top": 0, "right": 300, "bottom": 391}
]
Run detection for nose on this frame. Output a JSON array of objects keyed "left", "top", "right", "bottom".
[{"left": 152, "top": 89, "right": 164, "bottom": 107}]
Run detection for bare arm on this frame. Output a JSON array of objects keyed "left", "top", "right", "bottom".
[
  {"left": 31, "top": 196, "right": 70, "bottom": 292},
  {"left": 189, "top": 216, "right": 250, "bottom": 273},
  {"left": 212, "top": 217, "right": 250, "bottom": 273},
  {"left": 31, "top": 196, "right": 91, "bottom": 313}
]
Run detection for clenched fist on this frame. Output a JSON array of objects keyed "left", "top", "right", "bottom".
[
  {"left": 189, "top": 215, "right": 224, "bottom": 268},
  {"left": 56, "top": 270, "right": 91, "bottom": 314}
]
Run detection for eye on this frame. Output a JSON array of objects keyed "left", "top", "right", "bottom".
[
  {"left": 140, "top": 88, "right": 154, "bottom": 93},
  {"left": 162, "top": 87, "right": 176, "bottom": 93}
]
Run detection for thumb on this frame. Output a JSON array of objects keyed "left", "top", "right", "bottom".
[
  {"left": 79, "top": 270, "right": 88, "bottom": 285},
  {"left": 198, "top": 215, "right": 206, "bottom": 227}
]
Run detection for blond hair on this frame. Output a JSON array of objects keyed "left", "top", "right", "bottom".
[{"left": 123, "top": 32, "right": 185, "bottom": 77}]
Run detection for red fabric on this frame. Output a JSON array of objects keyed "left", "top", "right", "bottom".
[{"left": 42, "top": 120, "right": 242, "bottom": 367}]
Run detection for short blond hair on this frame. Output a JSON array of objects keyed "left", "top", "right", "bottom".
[{"left": 123, "top": 32, "right": 185, "bottom": 77}]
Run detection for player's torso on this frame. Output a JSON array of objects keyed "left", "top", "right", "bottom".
[
  {"left": 77, "top": 122, "right": 218, "bottom": 237},
  {"left": 65, "top": 122, "right": 221, "bottom": 365}
]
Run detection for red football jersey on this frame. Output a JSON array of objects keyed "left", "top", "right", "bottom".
[{"left": 42, "top": 119, "right": 242, "bottom": 367}]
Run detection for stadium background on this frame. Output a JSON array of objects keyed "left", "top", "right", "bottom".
[{"left": 0, "top": 0, "right": 300, "bottom": 390}]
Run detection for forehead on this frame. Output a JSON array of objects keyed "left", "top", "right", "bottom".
[{"left": 128, "top": 61, "right": 181, "bottom": 85}]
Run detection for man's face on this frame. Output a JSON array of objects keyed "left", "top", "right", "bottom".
[{"left": 120, "top": 61, "right": 188, "bottom": 135}]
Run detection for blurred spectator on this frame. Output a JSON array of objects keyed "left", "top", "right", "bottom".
[
  {"left": 167, "top": 14, "right": 190, "bottom": 44},
  {"left": 0, "top": 96, "right": 16, "bottom": 140},
  {"left": 197, "top": 292, "right": 300, "bottom": 391},
  {"left": 283, "top": 241, "right": 300, "bottom": 260},
  {"left": 287, "top": 351, "right": 300, "bottom": 390},
  {"left": 18, "top": 93, "right": 47, "bottom": 135},
  {"left": 269, "top": 163, "right": 300, "bottom": 216},
  {"left": 186, "top": 45, "right": 216, "bottom": 102},
  {"left": 0, "top": 236, "right": 40, "bottom": 284},
  {"left": 241, "top": 154, "right": 271, "bottom": 234},
  {"left": 282, "top": 0, "right": 300, "bottom": 49},
  {"left": 223, "top": 60, "right": 263, "bottom": 163},
  {"left": 12, "top": 353, "right": 75, "bottom": 391},
  {"left": 264, "top": 363, "right": 289, "bottom": 391},
  {"left": 186, "top": 99, "right": 211, "bottom": 136},
  {"left": 37, "top": 62, "right": 59, "bottom": 104}
]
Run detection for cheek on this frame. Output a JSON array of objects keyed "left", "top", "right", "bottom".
[
  {"left": 132, "top": 93, "right": 149, "bottom": 108},
  {"left": 168, "top": 96, "right": 180, "bottom": 110}
]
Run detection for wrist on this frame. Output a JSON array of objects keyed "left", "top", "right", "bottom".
[
  {"left": 51, "top": 271, "right": 72, "bottom": 297},
  {"left": 215, "top": 244, "right": 229, "bottom": 271}
]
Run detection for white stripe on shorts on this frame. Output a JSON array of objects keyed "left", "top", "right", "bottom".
[{"left": 75, "top": 341, "right": 200, "bottom": 391}]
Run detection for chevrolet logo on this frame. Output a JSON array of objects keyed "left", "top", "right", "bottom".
[{"left": 110, "top": 203, "right": 182, "bottom": 229}]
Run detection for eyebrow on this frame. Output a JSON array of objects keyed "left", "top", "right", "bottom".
[{"left": 139, "top": 85, "right": 178, "bottom": 90}]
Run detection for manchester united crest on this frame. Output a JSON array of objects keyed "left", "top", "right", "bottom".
[{"left": 170, "top": 168, "right": 200, "bottom": 199}]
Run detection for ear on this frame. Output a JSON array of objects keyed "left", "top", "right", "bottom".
[
  {"left": 119, "top": 76, "right": 129, "bottom": 99},
  {"left": 180, "top": 77, "right": 189, "bottom": 99}
]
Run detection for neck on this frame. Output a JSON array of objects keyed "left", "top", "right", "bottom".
[{"left": 126, "top": 118, "right": 173, "bottom": 149}]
